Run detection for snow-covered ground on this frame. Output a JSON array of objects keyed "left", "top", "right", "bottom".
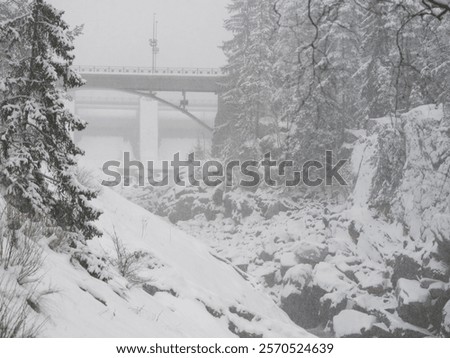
[{"left": 24, "top": 189, "right": 311, "bottom": 338}]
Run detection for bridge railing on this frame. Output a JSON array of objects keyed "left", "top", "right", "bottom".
[{"left": 73, "top": 65, "right": 222, "bottom": 76}]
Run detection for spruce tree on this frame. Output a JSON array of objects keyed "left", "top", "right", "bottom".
[
  {"left": 220, "top": 0, "right": 277, "bottom": 160},
  {"left": 0, "top": 0, "right": 101, "bottom": 239}
]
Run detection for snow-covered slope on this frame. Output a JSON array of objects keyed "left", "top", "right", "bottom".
[{"left": 36, "top": 189, "right": 311, "bottom": 338}]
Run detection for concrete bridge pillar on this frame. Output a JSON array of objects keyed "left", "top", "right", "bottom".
[{"left": 139, "top": 97, "right": 159, "bottom": 161}]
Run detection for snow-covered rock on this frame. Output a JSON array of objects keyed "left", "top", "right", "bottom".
[
  {"left": 313, "top": 262, "right": 355, "bottom": 293},
  {"left": 278, "top": 252, "right": 298, "bottom": 276},
  {"left": 280, "top": 284, "right": 324, "bottom": 330},
  {"left": 441, "top": 301, "right": 450, "bottom": 337},
  {"left": 332, "top": 310, "right": 377, "bottom": 337},
  {"left": 355, "top": 268, "right": 390, "bottom": 296},
  {"left": 293, "top": 240, "right": 328, "bottom": 266},
  {"left": 283, "top": 264, "right": 313, "bottom": 289},
  {"left": 264, "top": 200, "right": 291, "bottom": 219},
  {"left": 396, "top": 279, "right": 431, "bottom": 328}
]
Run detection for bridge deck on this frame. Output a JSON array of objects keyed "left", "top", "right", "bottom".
[{"left": 74, "top": 66, "right": 225, "bottom": 93}]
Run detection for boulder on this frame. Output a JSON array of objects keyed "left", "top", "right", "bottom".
[
  {"left": 259, "top": 249, "right": 274, "bottom": 262},
  {"left": 319, "top": 291, "right": 347, "bottom": 324},
  {"left": 262, "top": 269, "right": 278, "bottom": 287},
  {"left": 441, "top": 300, "right": 450, "bottom": 337},
  {"left": 429, "top": 296, "right": 449, "bottom": 331},
  {"left": 332, "top": 310, "right": 378, "bottom": 337},
  {"left": 391, "top": 254, "right": 422, "bottom": 286},
  {"left": 280, "top": 284, "right": 325, "bottom": 329},
  {"left": 258, "top": 243, "right": 277, "bottom": 262},
  {"left": 348, "top": 220, "right": 361, "bottom": 243},
  {"left": 395, "top": 278, "right": 431, "bottom": 328},
  {"left": 422, "top": 256, "right": 450, "bottom": 282},
  {"left": 223, "top": 194, "right": 253, "bottom": 220},
  {"left": 283, "top": 264, "right": 313, "bottom": 289},
  {"left": 223, "top": 194, "right": 234, "bottom": 218},
  {"left": 280, "top": 264, "right": 325, "bottom": 329},
  {"left": 203, "top": 209, "right": 217, "bottom": 221},
  {"left": 421, "top": 280, "right": 450, "bottom": 330},
  {"left": 264, "top": 201, "right": 290, "bottom": 219},
  {"left": 212, "top": 188, "right": 224, "bottom": 206},
  {"left": 355, "top": 269, "right": 391, "bottom": 296},
  {"left": 167, "top": 195, "right": 196, "bottom": 223},
  {"left": 313, "top": 262, "right": 355, "bottom": 293},
  {"left": 278, "top": 252, "right": 299, "bottom": 277},
  {"left": 378, "top": 310, "right": 431, "bottom": 338},
  {"left": 294, "top": 240, "right": 328, "bottom": 266},
  {"left": 427, "top": 280, "right": 450, "bottom": 300},
  {"left": 236, "top": 263, "right": 248, "bottom": 272}
]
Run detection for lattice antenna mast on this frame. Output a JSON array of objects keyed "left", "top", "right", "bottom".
[{"left": 149, "top": 13, "right": 159, "bottom": 73}]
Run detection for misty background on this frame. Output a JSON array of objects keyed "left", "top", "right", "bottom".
[{"left": 48, "top": 0, "right": 229, "bottom": 68}]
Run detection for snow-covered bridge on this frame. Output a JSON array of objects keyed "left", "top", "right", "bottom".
[{"left": 73, "top": 65, "right": 223, "bottom": 93}]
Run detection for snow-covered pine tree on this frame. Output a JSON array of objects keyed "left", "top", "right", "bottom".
[
  {"left": 401, "top": 5, "right": 450, "bottom": 106},
  {"left": 215, "top": 0, "right": 250, "bottom": 159},
  {"left": 219, "top": 0, "right": 277, "bottom": 160},
  {"left": 0, "top": 0, "right": 28, "bottom": 23},
  {"left": 0, "top": 0, "right": 101, "bottom": 239},
  {"left": 325, "top": 1, "right": 365, "bottom": 129}
]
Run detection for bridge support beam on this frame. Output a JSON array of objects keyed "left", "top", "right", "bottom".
[{"left": 139, "top": 97, "right": 159, "bottom": 161}]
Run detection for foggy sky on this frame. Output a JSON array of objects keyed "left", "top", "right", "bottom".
[{"left": 48, "top": 0, "right": 230, "bottom": 69}]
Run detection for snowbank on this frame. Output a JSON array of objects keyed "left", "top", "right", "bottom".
[{"left": 36, "top": 189, "right": 312, "bottom": 338}]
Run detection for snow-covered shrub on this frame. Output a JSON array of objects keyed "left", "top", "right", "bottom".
[
  {"left": 71, "top": 243, "right": 112, "bottom": 283},
  {"left": 0, "top": 207, "right": 44, "bottom": 285},
  {"left": 110, "top": 229, "right": 148, "bottom": 285},
  {"left": 0, "top": 274, "right": 42, "bottom": 338},
  {"left": 74, "top": 166, "right": 102, "bottom": 197},
  {"left": 46, "top": 226, "right": 78, "bottom": 253},
  {"left": 0, "top": 203, "right": 45, "bottom": 337}
]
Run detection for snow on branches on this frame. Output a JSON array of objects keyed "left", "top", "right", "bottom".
[{"left": 0, "top": 0, "right": 101, "bottom": 239}]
